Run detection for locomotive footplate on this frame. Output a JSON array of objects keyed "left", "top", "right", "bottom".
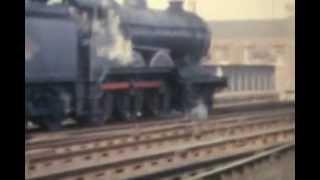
[
  {"left": 100, "top": 80, "right": 161, "bottom": 90},
  {"left": 98, "top": 67, "right": 174, "bottom": 91},
  {"left": 176, "top": 65, "right": 228, "bottom": 113}
]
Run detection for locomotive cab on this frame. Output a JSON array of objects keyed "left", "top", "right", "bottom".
[{"left": 26, "top": 1, "right": 81, "bottom": 130}]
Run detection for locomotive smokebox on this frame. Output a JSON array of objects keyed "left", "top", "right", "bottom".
[
  {"left": 168, "top": 0, "right": 184, "bottom": 12},
  {"left": 124, "top": 0, "right": 148, "bottom": 9}
]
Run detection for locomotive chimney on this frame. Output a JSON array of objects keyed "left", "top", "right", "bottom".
[
  {"left": 168, "top": 0, "right": 184, "bottom": 12},
  {"left": 124, "top": 0, "right": 148, "bottom": 9}
]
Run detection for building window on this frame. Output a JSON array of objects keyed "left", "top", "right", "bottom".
[
  {"left": 267, "top": 74, "right": 271, "bottom": 90},
  {"left": 213, "top": 45, "right": 230, "bottom": 63},
  {"left": 236, "top": 71, "right": 241, "bottom": 92},
  {"left": 248, "top": 72, "right": 253, "bottom": 91},
  {"left": 244, "top": 72, "right": 249, "bottom": 92},
  {"left": 259, "top": 73, "right": 263, "bottom": 91},
  {"left": 232, "top": 71, "right": 237, "bottom": 92},
  {"left": 235, "top": 71, "right": 242, "bottom": 92},
  {"left": 272, "top": 44, "right": 287, "bottom": 66},
  {"left": 243, "top": 44, "right": 255, "bottom": 63},
  {"left": 266, "top": 71, "right": 275, "bottom": 91},
  {"left": 229, "top": 72, "right": 234, "bottom": 91},
  {"left": 255, "top": 75, "right": 259, "bottom": 91},
  {"left": 271, "top": 73, "right": 275, "bottom": 90},
  {"left": 247, "top": 46, "right": 274, "bottom": 64},
  {"left": 262, "top": 73, "right": 267, "bottom": 91},
  {"left": 240, "top": 73, "right": 245, "bottom": 91},
  {"left": 272, "top": 44, "right": 286, "bottom": 55}
]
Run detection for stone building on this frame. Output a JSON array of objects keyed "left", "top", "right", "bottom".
[{"left": 205, "top": 18, "right": 294, "bottom": 99}]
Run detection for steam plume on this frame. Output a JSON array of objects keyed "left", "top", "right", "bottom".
[{"left": 92, "top": 7, "right": 134, "bottom": 66}]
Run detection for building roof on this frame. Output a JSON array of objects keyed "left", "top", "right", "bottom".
[{"left": 208, "top": 19, "right": 292, "bottom": 39}]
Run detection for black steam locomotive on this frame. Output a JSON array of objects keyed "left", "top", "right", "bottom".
[{"left": 25, "top": 0, "right": 227, "bottom": 130}]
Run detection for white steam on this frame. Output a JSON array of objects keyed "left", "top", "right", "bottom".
[
  {"left": 108, "top": 10, "right": 133, "bottom": 65},
  {"left": 190, "top": 100, "right": 208, "bottom": 121},
  {"left": 93, "top": 8, "right": 134, "bottom": 66},
  {"left": 216, "top": 66, "right": 224, "bottom": 77}
]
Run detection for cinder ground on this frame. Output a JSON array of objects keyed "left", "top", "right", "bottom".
[
  {"left": 253, "top": 151, "right": 294, "bottom": 180},
  {"left": 233, "top": 150, "right": 295, "bottom": 180}
]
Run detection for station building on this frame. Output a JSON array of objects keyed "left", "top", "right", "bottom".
[{"left": 204, "top": 18, "right": 294, "bottom": 101}]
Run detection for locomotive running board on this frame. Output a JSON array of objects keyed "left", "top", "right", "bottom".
[
  {"left": 100, "top": 80, "right": 162, "bottom": 91},
  {"left": 177, "top": 65, "right": 228, "bottom": 87},
  {"left": 99, "top": 67, "right": 174, "bottom": 91}
]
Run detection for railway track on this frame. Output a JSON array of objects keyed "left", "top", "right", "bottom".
[
  {"left": 185, "top": 143, "right": 294, "bottom": 180},
  {"left": 26, "top": 125, "right": 294, "bottom": 180},
  {"left": 129, "top": 143, "right": 294, "bottom": 180},
  {"left": 27, "top": 104, "right": 294, "bottom": 146},
  {"left": 27, "top": 101, "right": 293, "bottom": 142},
  {"left": 26, "top": 110, "right": 294, "bottom": 180},
  {"left": 26, "top": 109, "right": 293, "bottom": 153}
]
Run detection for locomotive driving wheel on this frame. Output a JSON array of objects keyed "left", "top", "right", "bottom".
[
  {"left": 31, "top": 90, "right": 64, "bottom": 131},
  {"left": 116, "top": 92, "right": 132, "bottom": 121},
  {"left": 132, "top": 91, "right": 144, "bottom": 119},
  {"left": 198, "top": 87, "right": 215, "bottom": 113},
  {"left": 146, "top": 85, "right": 171, "bottom": 117},
  {"left": 115, "top": 91, "right": 144, "bottom": 121},
  {"left": 146, "top": 91, "right": 161, "bottom": 116},
  {"left": 89, "top": 92, "right": 113, "bottom": 126}
]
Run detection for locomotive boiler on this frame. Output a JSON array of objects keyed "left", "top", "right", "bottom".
[{"left": 25, "top": 0, "right": 227, "bottom": 130}]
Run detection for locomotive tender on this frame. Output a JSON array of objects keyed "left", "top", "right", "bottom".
[{"left": 25, "top": 0, "right": 227, "bottom": 130}]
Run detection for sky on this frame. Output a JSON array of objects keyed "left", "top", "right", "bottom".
[{"left": 116, "top": 0, "right": 294, "bottom": 21}]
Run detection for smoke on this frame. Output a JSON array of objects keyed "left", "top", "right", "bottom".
[
  {"left": 216, "top": 66, "right": 224, "bottom": 77},
  {"left": 107, "top": 10, "right": 133, "bottom": 65},
  {"left": 92, "top": 7, "right": 134, "bottom": 66},
  {"left": 190, "top": 100, "right": 208, "bottom": 121},
  {"left": 47, "top": 0, "right": 63, "bottom": 5}
]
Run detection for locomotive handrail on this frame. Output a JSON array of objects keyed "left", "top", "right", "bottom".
[{"left": 133, "top": 45, "right": 170, "bottom": 53}]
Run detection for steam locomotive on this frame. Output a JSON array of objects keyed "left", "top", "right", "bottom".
[{"left": 25, "top": 0, "right": 227, "bottom": 130}]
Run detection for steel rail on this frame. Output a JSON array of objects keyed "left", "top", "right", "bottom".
[
  {"left": 128, "top": 143, "right": 289, "bottom": 180},
  {"left": 27, "top": 101, "right": 293, "bottom": 142},
  {"left": 26, "top": 112, "right": 293, "bottom": 160},
  {"left": 27, "top": 109, "right": 293, "bottom": 151},
  {"left": 26, "top": 125, "right": 294, "bottom": 180},
  {"left": 185, "top": 142, "right": 295, "bottom": 180}
]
